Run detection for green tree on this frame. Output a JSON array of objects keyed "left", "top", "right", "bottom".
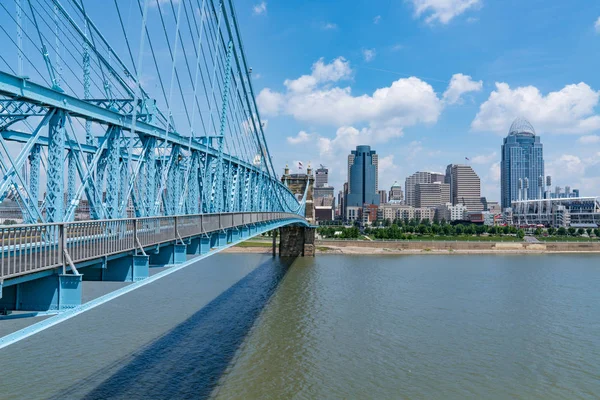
[
  {"left": 547, "top": 227, "right": 556, "bottom": 236},
  {"left": 464, "top": 224, "right": 475, "bottom": 235},
  {"left": 516, "top": 229, "right": 525, "bottom": 239},
  {"left": 475, "top": 225, "right": 486, "bottom": 235},
  {"left": 502, "top": 225, "right": 510, "bottom": 235},
  {"left": 534, "top": 227, "right": 542, "bottom": 236},
  {"left": 595, "top": 228, "right": 600, "bottom": 237},
  {"left": 557, "top": 227, "right": 567, "bottom": 236},
  {"left": 417, "top": 224, "right": 428, "bottom": 235},
  {"left": 455, "top": 224, "right": 464, "bottom": 236},
  {"left": 578, "top": 228, "right": 586, "bottom": 236},
  {"left": 568, "top": 227, "right": 576, "bottom": 236},
  {"left": 586, "top": 228, "right": 593, "bottom": 236}
]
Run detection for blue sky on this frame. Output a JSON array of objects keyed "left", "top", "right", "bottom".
[{"left": 235, "top": 0, "right": 600, "bottom": 201}]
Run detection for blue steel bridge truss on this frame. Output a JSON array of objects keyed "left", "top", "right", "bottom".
[{"left": 0, "top": 0, "right": 305, "bottom": 225}]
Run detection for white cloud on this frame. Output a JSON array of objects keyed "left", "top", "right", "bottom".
[
  {"left": 472, "top": 82, "right": 600, "bottom": 134},
  {"left": 253, "top": 2, "right": 267, "bottom": 15},
  {"left": 259, "top": 58, "right": 443, "bottom": 128},
  {"left": 390, "top": 44, "right": 404, "bottom": 52},
  {"left": 374, "top": 15, "right": 382, "bottom": 24},
  {"left": 287, "top": 131, "right": 313, "bottom": 145},
  {"left": 489, "top": 162, "right": 500, "bottom": 182},
  {"left": 409, "top": 0, "right": 481, "bottom": 24},
  {"left": 595, "top": 17, "right": 600, "bottom": 34},
  {"left": 578, "top": 135, "right": 600, "bottom": 144},
  {"left": 282, "top": 57, "right": 352, "bottom": 93},
  {"left": 318, "top": 126, "right": 405, "bottom": 158},
  {"left": 471, "top": 151, "right": 497, "bottom": 164},
  {"left": 362, "top": 48, "right": 376, "bottom": 62},
  {"left": 322, "top": 22, "right": 337, "bottom": 30},
  {"left": 256, "top": 88, "right": 284, "bottom": 115},
  {"left": 443, "top": 73, "right": 483, "bottom": 105},
  {"left": 259, "top": 57, "right": 484, "bottom": 157}
]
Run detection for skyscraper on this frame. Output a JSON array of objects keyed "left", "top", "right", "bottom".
[
  {"left": 445, "top": 164, "right": 483, "bottom": 211},
  {"left": 501, "top": 118, "right": 544, "bottom": 209},
  {"left": 315, "top": 166, "right": 328, "bottom": 188},
  {"left": 345, "top": 145, "right": 379, "bottom": 207},
  {"left": 415, "top": 182, "right": 450, "bottom": 208},
  {"left": 405, "top": 171, "right": 444, "bottom": 206}
]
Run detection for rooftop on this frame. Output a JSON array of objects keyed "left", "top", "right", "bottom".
[{"left": 508, "top": 117, "right": 536, "bottom": 137}]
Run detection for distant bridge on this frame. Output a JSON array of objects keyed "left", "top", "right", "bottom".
[{"left": 0, "top": 0, "right": 312, "bottom": 313}]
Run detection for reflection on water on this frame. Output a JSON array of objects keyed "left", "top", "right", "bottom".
[
  {"left": 213, "top": 254, "right": 600, "bottom": 400},
  {"left": 0, "top": 254, "right": 290, "bottom": 400},
  {"left": 1, "top": 254, "right": 600, "bottom": 400}
]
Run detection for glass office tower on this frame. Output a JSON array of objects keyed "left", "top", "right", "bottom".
[
  {"left": 346, "top": 145, "right": 380, "bottom": 207},
  {"left": 501, "top": 118, "right": 545, "bottom": 209}
]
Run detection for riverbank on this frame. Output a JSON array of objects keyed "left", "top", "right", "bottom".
[{"left": 224, "top": 240, "right": 600, "bottom": 255}]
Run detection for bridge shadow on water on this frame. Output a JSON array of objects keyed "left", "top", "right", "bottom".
[{"left": 53, "top": 257, "right": 294, "bottom": 400}]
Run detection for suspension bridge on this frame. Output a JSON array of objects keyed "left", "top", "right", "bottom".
[{"left": 0, "top": 0, "right": 311, "bottom": 316}]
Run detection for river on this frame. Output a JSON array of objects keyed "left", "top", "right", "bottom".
[{"left": 1, "top": 254, "right": 599, "bottom": 399}]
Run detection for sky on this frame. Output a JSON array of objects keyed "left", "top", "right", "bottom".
[{"left": 234, "top": 0, "right": 600, "bottom": 201}]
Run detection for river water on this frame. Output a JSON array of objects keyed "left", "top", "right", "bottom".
[{"left": 1, "top": 254, "right": 599, "bottom": 399}]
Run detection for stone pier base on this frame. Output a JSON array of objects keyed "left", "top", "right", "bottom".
[{"left": 279, "top": 226, "right": 315, "bottom": 257}]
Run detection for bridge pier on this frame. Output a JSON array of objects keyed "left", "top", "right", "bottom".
[
  {"left": 0, "top": 274, "right": 82, "bottom": 311},
  {"left": 279, "top": 226, "right": 315, "bottom": 257}
]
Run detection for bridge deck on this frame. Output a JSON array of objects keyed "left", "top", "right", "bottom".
[{"left": 0, "top": 212, "right": 303, "bottom": 282}]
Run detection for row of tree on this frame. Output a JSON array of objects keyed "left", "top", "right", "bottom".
[{"left": 317, "top": 223, "right": 600, "bottom": 240}]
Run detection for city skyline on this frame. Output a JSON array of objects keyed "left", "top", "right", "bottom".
[{"left": 240, "top": 0, "right": 600, "bottom": 202}]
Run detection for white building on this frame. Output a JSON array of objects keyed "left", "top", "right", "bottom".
[
  {"left": 436, "top": 202, "right": 467, "bottom": 222},
  {"left": 511, "top": 197, "right": 600, "bottom": 228}
]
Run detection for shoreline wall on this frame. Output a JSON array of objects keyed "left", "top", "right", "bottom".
[{"left": 316, "top": 240, "right": 600, "bottom": 252}]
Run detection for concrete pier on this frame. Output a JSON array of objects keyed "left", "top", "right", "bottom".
[{"left": 279, "top": 226, "right": 315, "bottom": 257}]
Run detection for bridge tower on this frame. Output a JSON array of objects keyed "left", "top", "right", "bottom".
[{"left": 278, "top": 164, "right": 315, "bottom": 257}]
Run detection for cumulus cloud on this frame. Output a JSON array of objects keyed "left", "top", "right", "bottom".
[
  {"left": 471, "top": 151, "right": 497, "bottom": 164},
  {"left": 409, "top": 0, "right": 481, "bottom": 24},
  {"left": 253, "top": 2, "right": 266, "bottom": 15},
  {"left": 258, "top": 57, "right": 481, "bottom": 148},
  {"left": 578, "top": 135, "right": 600, "bottom": 144},
  {"left": 362, "top": 48, "right": 376, "bottom": 62},
  {"left": 256, "top": 88, "right": 284, "bottom": 115},
  {"left": 443, "top": 73, "right": 483, "bottom": 105},
  {"left": 472, "top": 82, "right": 600, "bottom": 134},
  {"left": 287, "top": 131, "right": 313, "bottom": 145},
  {"left": 595, "top": 17, "right": 600, "bottom": 34},
  {"left": 489, "top": 162, "right": 500, "bottom": 182},
  {"left": 322, "top": 22, "right": 337, "bottom": 30}
]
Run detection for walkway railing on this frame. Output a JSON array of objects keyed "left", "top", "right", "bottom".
[{"left": 0, "top": 212, "right": 302, "bottom": 281}]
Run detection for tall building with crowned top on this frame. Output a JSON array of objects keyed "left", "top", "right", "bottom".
[
  {"left": 345, "top": 145, "right": 379, "bottom": 208},
  {"left": 501, "top": 118, "right": 545, "bottom": 209}
]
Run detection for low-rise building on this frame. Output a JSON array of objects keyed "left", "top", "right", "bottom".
[
  {"left": 378, "top": 203, "right": 435, "bottom": 223},
  {"left": 345, "top": 206, "right": 361, "bottom": 223},
  {"left": 511, "top": 197, "right": 600, "bottom": 228},
  {"left": 435, "top": 202, "right": 467, "bottom": 222},
  {"left": 315, "top": 197, "right": 335, "bottom": 222}
]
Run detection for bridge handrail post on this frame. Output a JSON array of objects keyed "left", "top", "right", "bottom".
[
  {"left": 133, "top": 218, "right": 138, "bottom": 253},
  {"left": 59, "top": 223, "right": 66, "bottom": 274}
]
